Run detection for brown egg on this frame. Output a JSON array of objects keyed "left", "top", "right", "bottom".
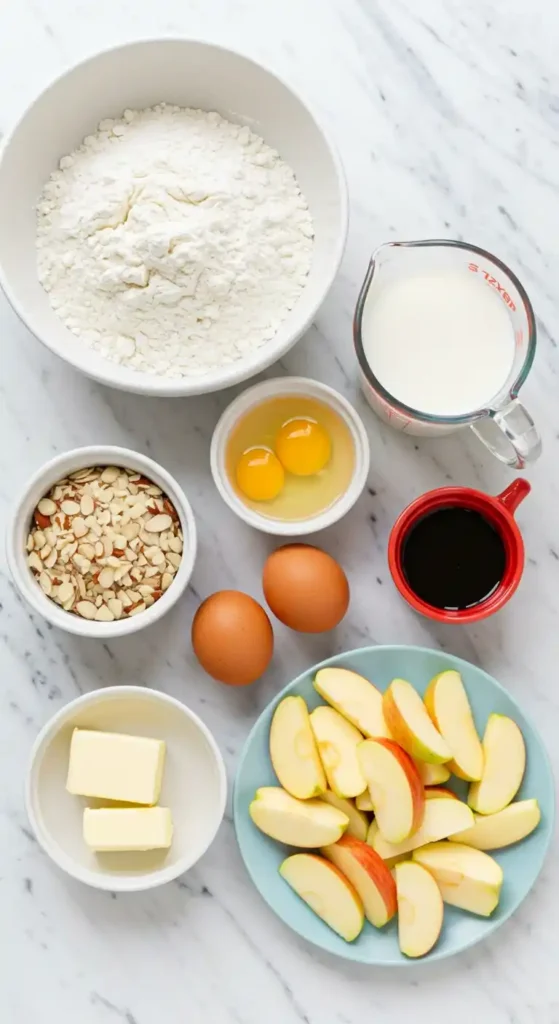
[
  {"left": 263, "top": 544, "right": 350, "bottom": 633},
  {"left": 192, "top": 590, "right": 274, "bottom": 685}
]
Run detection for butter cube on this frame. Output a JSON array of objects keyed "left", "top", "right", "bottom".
[
  {"left": 66, "top": 728, "right": 166, "bottom": 805},
  {"left": 83, "top": 807, "right": 173, "bottom": 852}
]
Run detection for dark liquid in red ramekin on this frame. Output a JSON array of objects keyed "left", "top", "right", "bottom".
[{"left": 401, "top": 506, "right": 507, "bottom": 611}]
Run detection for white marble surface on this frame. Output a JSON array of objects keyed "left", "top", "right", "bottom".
[{"left": 0, "top": 1, "right": 558, "bottom": 1021}]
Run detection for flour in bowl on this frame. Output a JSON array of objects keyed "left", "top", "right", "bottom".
[{"left": 36, "top": 104, "right": 314, "bottom": 378}]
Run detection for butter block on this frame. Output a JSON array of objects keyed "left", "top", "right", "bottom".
[
  {"left": 83, "top": 806, "right": 173, "bottom": 852},
  {"left": 66, "top": 728, "right": 166, "bottom": 805}
]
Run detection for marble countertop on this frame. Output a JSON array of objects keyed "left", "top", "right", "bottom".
[{"left": 1, "top": 1, "right": 557, "bottom": 1021}]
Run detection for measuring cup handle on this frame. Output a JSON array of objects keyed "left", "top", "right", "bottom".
[{"left": 470, "top": 399, "right": 542, "bottom": 469}]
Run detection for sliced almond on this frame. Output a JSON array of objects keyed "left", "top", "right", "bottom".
[
  {"left": 61, "top": 500, "right": 80, "bottom": 515},
  {"left": 98, "top": 568, "right": 115, "bottom": 589},
  {"left": 128, "top": 502, "right": 147, "bottom": 519},
  {"left": 95, "top": 604, "right": 115, "bottom": 621},
  {"left": 128, "top": 601, "right": 146, "bottom": 617},
  {"left": 76, "top": 601, "right": 96, "bottom": 619},
  {"left": 144, "top": 513, "right": 172, "bottom": 533},
  {"left": 57, "top": 581, "right": 74, "bottom": 604},
  {"left": 80, "top": 494, "right": 94, "bottom": 516},
  {"left": 101, "top": 466, "right": 120, "bottom": 484},
  {"left": 166, "top": 551, "right": 182, "bottom": 568},
  {"left": 168, "top": 535, "right": 183, "bottom": 553},
  {"left": 72, "top": 517, "right": 88, "bottom": 538},
  {"left": 108, "top": 598, "right": 123, "bottom": 619},
  {"left": 38, "top": 498, "right": 56, "bottom": 516},
  {"left": 39, "top": 572, "right": 52, "bottom": 595},
  {"left": 122, "top": 521, "right": 141, "bottom": 541},
  {"left": 161, "top": 572, "right": 173, "bottom": 591},
  {"left": 45, "top": 549, "right": 57, "bottom": 569}
]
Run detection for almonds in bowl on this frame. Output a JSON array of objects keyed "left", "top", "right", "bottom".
[
  {"left": 26, "top": 465, "right": 184, "bottom": 622},
  {"left": 8, "top": 446, "right": 197, "bottom": 637}
]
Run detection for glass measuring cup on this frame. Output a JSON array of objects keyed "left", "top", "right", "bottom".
[{"left": 353, "top": 240, "right": 541, "bottom": 468}]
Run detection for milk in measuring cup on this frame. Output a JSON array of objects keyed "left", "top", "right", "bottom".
[{"left": 361, "top": 272, "right": 515, "bottom": 417}]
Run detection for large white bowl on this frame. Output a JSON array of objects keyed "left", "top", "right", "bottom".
[
  {"left": 27, "top": 686, "right": 227, "bottom": 891},
  {"left": 0, "top": 39, "right": 347, "bottom": 396}
]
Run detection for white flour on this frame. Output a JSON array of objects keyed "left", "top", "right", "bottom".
[{"left": 36, "top": 104, "right": 314, "bottom": 378}]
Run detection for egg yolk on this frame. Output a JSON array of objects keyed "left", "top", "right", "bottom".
[
  {"left": 236, "top": 447, "right": 285, "bottom": 501},
  {"left": 275, "top": 418, "right": 331, "bottom": 476}
]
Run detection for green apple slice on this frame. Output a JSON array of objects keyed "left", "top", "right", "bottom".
[
  {"left": 320, "top": 792, "right": 369, "bottom": 841},
  {"left": 249, "top": 787, "right": 348, "bottom": 846},
  {"left": 468, "top": 714, "right": 526, "bottom": 814},
  {"left": 309, "top": 706, "right": 367, "bottom": 798},
  {"left": 452, "top": 799, "right": 540, "bottom": 850},
  {"left": 395, "top": 861, "right": 443, "bottom": 958},
  {"left": 368, "top": 795, "right": 474, "bottom": 859},
  {"left": 424, "top": 670, "right": 483, "bottom": 781},
  {"left": 313, "top": 667, "right": 392, "bottom": 738},
  {"left": 270, "top": 695, "right": 326, "bottom": 799},
  {"left": 413, "top": 841, "right": 503, "bottom": 916}
]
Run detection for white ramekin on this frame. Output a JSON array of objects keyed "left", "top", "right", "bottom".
[
  {"left": 7, "top": 446, "right": 197, "bottom": 637},
  {"left": 26, "top": 686, "right": 227, "bottom": 891},
  {"left": 210, "top": 376, "right": 370, "bottom": 536}
]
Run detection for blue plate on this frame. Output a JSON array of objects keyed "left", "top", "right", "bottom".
[{"left": 233, "top": 646, "right": 555, "bottom": 964}]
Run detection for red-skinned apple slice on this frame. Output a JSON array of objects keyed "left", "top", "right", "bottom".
[
  {"left": 309, "top": 706, "right": 367, "bottom": 798},
  {"left": 425, "top": 787, "right": 459, "bottom": 800},
  {"left": 322, "top": 834, "right": 397, "bottom": 927},
  {"left": 357, "top": 738, "right": 424, "bottom": 843},
  {"left": 249, "top": 787, "right": 348, "bottom": 846},
  {"left": 468, "top": 714, "right": 526, "bottom": 814},
  {"left": 368, "top": 795, "right": 474, "bottom": 859},
  {"left": 269, "top": 695, "right": 326, "bottom": 799},
  {"left": 320, "top": 792, "right": 369, "bottom": 841},
  {"left": 280, "top": 853, "right": 364, "bottom": 941},
  {"left": 383, "top": 679, "right": 451, "bottom": 764},
  {"left": 424, "top": 670, "right": 483, "bottom": 781},
  {"left": 313, "top": 667, "right": 392, "bottom": 738},
  {"left": 452, "top": 799, "right": 540, "bottom": 850},
  {"left": 413, "top": 842, "right": 503, "bottom": 916},
  {"left": 395, "top": 861, "right": 444, "bottom": 958}
]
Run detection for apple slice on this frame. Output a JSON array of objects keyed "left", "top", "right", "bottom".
[
  {"left": 270, "top": 695, "right": 327, "bottom": 799},
  {"left": 413, "top": 842, "right": 503, "bottom": 916},
  {"left": 425, "top": 787, "right": 459, "bottom": 800},
  {"left": 414, "top": 760, "right": 451, "bottom": 786},
  {"left": 357, "top": 739, "right": 424, "bottom": 843},
  {"left": 313, "top": 667, "right": 392, "bottom": 738},
  {"left": 395, "top": 861, "right": 444, "bottom": 958},
  {"left": 368, "top": 795, "right": 474, "bottom": 859},
  {"left": 424, "top": 670, "right": 483, "bottom": 781},
  {"left": 280, "top": 853, "right": 364, "bottom": 941},
  {"left": 320, "top": 792, "right": 369, "bottom": 841},
  {"left": 452, "top": 799, "right": 540, "bottom": 850},
  {"left": 322, "top": 834, "right": 397, "bottom": 927},
  {"left": 383, "top": 679, "right": 451, "bottom": 764},
  {"left": 355, "top": 790, "right": 374, "bottom": 812},
  {"left": 468, "top": 714, "right": 526, "bottom": 815},
  {"left": 309, "top": 706, "right": 366, "bottom": 798},
  {"left": 249, "top": 787, "right": 348, "bottom": 846}
]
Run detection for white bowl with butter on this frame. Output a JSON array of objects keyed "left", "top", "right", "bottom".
[{"left": 26, "top": 687, "right": 227, "bottom": 890}]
